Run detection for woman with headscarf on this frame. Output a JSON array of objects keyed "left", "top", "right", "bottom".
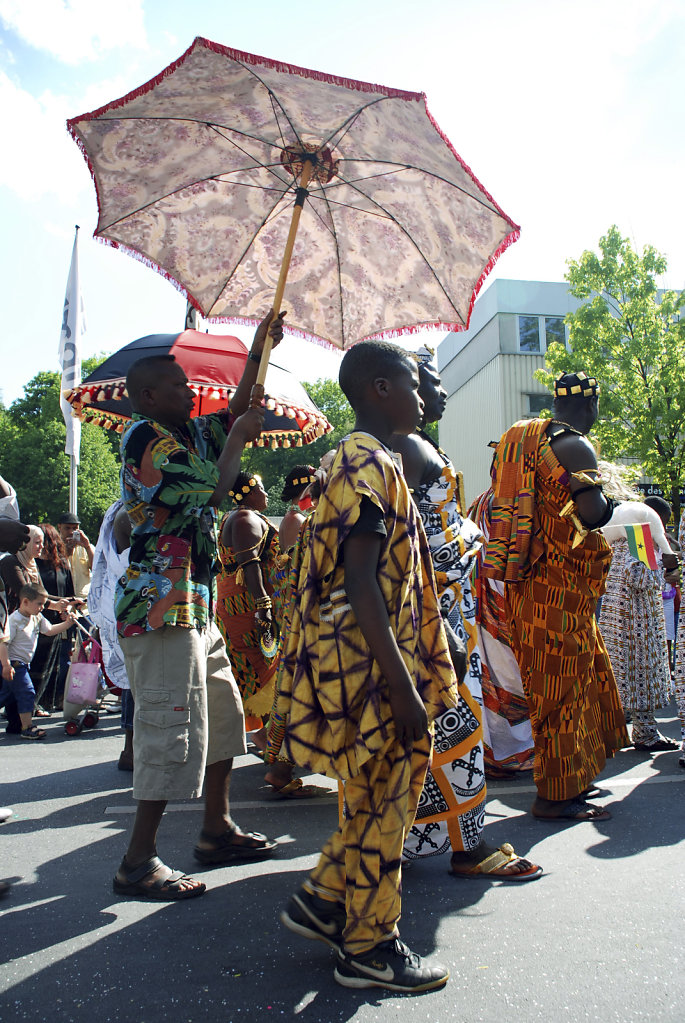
[
  {"left": 217, "top": 473, "right": 324, "bottom": 797},
  {"left": 278, "top": 465, "right": 317, "bottom": 553}
]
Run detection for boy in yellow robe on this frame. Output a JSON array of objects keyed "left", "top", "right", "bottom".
[{"left": 279, "top": 341, "right": 458, "bottom": 993}]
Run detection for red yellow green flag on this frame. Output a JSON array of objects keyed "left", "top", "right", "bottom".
[{"left": 624, "top": 523, "right": 658, "bottom": 570}]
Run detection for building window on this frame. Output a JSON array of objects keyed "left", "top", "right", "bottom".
[
  {"left": 518, "top": 315, "right": 568, "bottom": 353},
  {"left": 518, "top": 315, "right": 541, "bottom": 352},
  {"left": 544, "top": 316, "right": 566, "bottom": 348},
  {"left": 527, "top": 393, "right": 550, "bottom": 416}
]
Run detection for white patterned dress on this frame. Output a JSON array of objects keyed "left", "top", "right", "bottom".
[
  {"left": 599, "top": 536, "right": 670, "bottom": 745},
  {"left": 403, "top": 449, "right": 487, "bottom": 857}
]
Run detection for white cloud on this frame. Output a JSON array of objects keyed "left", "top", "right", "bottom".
[
  {"left": 0, "top": 0, "right": 148, "bottom": 64},
  {"left": 0, "top": 67, "right": 143, "bottom": 202},
  {"left": 0, "top": 72, "right": 88, "bottom": 201}
]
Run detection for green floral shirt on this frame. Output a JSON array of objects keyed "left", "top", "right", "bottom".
[{"left": 116, "top": 411, "right": 232, "bottom": 635}]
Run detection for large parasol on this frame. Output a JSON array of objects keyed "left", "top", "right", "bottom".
[
  {"left": 68, "top": 36, "right": 519, "bottom": 386},
  {"left": 64, "top": 328, "right": 332, "bottom": 448}
]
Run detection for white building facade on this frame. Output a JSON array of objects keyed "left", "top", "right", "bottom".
[{"left": 437, "top": 279, "right": 584, "bottom": 505}]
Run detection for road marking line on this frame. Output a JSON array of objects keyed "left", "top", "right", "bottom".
[
  {"left": 104, "top": 773, "right": 684, "bottom": 813},
  {"left": 105, "top": 797, "right": 337, "bottom": 814},
  {"left": 486, "top": 774, "right": 685, "bottom": 796}
]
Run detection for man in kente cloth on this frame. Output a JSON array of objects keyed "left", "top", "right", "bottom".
[
  {"left": 484, "top": 371, "right": 629, "bottom": 822},
  {"left": 393, "top": 348, "right": 541, "bottom": 880},
  {"left": 279, "top": 340, "right": 457, "bottom": 994}
]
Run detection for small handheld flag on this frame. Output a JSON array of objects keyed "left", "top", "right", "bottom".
[{"left": 624, "top": 523, "right": 658, "bottom": 570}]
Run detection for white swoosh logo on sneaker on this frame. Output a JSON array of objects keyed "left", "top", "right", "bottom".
[
  {"left": 295, "top": 896, "right": 340, "bottom": 935},
  {"left": 314, "top": 917, "right": 340, "bottom": 935},
  {"left": 357, "top": 961, "right": 394, "bottom": 981}
]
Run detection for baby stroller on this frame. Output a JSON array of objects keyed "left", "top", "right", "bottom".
[{"left": 62, "top": 622, "right": 109, "bottom": 735}]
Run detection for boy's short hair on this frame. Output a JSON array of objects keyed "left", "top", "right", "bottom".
[
  {"left": 339, "top": 340, "right": 413, "bottom": 409},
  {"left": 19, "top": 582, "right": 48, "bottom": 604}
]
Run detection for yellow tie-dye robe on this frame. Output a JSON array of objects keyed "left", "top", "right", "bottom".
[{"left": 279, "top": 431, "right": 458, "bottom": 781}]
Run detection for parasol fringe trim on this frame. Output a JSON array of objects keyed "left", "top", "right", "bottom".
[
  {"left": 67, "top": 37, "right": 425, "bottom": 131},
  {"left": 90, "top": 233, "right": 205, "bottom": 313},
  {"left": 422, "top": 100, "right": 520, "bottom": 231}
]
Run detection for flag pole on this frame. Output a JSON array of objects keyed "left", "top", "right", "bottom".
[{"left": 58, "top": 225, "right": 84, "bottom": 515}]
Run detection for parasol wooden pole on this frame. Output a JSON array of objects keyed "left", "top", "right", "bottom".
[{"left": 251, "top": 158, "right": 315, "bottom": 404}]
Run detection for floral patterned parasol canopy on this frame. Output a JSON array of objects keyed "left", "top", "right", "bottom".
[{"left": 68, "top": 36, "right": 519, "bottom": 349}]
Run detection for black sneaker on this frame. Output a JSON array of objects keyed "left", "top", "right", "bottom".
[
  {"left": 334, "top": 937, "right": 449, "bottom": 993},
  {"left": 280, "top": 887, "right": 346, "bottom": 951}
]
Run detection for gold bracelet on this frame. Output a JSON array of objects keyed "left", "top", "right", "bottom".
[{"left": 254, "top": 596, "right": 272, "bottom": 610}]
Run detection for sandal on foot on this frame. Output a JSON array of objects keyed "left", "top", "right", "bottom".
[
  {"left": 449, "top": 843, "right": 543, "bottom": 883},
  {"left": 263, "top": 779, "right": 335, "bottom": 800},
  {"left": 632, "top": 738, "right": 679, "bottom": 752},
  {"left": 20, "top": 726, "right": 46, "bottom": 740},
  {"left": 532, "top": 799, "right": 611, "bottom": 822},
  {"left": 484, "top": 765, "right": 518, "bottom": 781},
  {"left": 112, "top": 855, "right": 205, "bottom": 900},
  {"left": 193, "top": 827, "right": 277, "bottom": 865},
  {"left": 579, "top": 785, "right": 603, "bottom": 800}
]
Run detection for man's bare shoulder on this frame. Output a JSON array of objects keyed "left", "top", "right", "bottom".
[
  {"left": 548, "top": 429, "right": 598, "bottom": 473},
  {"left": 391, "top": 432, "right": 430, "bottom": 491}
]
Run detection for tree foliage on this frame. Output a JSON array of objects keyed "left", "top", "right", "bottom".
[
  {"left": 0, "top": 356, "right": 120, "bottom": 536},
  {"left": 242, "top": 377, "right": 355, "bottom": 516},
  {"left": 536, "top": 225, "right": 685, "bottom": 517}
]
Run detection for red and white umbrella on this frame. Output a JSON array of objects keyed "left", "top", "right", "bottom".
[{"left": 65, "top": 328, "right": 332, "bottom": 449}]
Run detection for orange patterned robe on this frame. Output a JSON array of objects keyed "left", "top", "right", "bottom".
[{"left": 484, "top": 419, "right": 628, "bottom": 801}]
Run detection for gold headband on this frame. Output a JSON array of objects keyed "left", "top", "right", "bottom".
[
  {"left": 229, "top": 475, "right": 260, "bottom": 503},
  {"left": 554, "top": 371, "right": 600, "bottom": 398}
]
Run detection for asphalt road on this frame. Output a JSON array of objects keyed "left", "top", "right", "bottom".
[{"left": 1, "top": 703, "right": 684, "bottom": 1023}]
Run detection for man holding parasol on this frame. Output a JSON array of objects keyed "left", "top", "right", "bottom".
[{"left": 112, "top": 312, "right": 283, "bottom": 900}]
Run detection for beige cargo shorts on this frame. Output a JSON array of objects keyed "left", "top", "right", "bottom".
[{"left": 120, "top": 620, "right": 246, "bottom": 801}]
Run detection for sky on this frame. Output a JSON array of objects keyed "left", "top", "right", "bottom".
[{"left": 0, "top": 0, "right": 683, "bottom": 406}]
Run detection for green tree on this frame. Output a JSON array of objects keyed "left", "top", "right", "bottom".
[
  {"left": 0, "top": 356, "right": 120, "bottom": 536},
  {"left": 241, "top": 377, "right": 354, "bottom": 516},
  {"left": 537, "top": 226, "right": 685, "bottom": 518}
]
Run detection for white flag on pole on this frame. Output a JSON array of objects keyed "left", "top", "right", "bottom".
[{"left": 58, "top": 226, "right": 85, "bottom": 466}]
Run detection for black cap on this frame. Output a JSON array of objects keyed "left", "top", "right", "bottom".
[{"left": 57, "top": 512, "right": 80, "bottom": 525}]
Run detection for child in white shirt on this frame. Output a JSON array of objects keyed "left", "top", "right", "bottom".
[{"left": 0, "top": 583, "right": 75, "bottom": 739}]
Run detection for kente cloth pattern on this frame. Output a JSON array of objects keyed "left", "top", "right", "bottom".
[
  {"left": 216, "top": 511, "right": 283, "bottom": 716},
  {"left": 469, "top": 489, "right": 534, "bottom": 772},
  {"left": 116, "top": 411, "right": 233, "bottom": 635},
  {"left": 670, "top": 513, "right": 685, "bottom": 746},
  {"left": 68, "top": 37, "right": 519, "bottom": 348},
  {"left": 308, "top": 733, "right": 431, "bottom": 954},
  {"left": 485, "top": 419, "right": 629, "bottom": 801},
  {"left": 280, "top": 431, "right": 458, "bottom": 782},
  {"left": 403, "top": 459, "right": 486, "bottom": 858},
  {"left": 599, "top": 535, "right": 670, "bottom": 713}
]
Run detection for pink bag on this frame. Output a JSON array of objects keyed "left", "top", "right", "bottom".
[{"left": 65, "top": 636, "right": 102, "bottom": 706}]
